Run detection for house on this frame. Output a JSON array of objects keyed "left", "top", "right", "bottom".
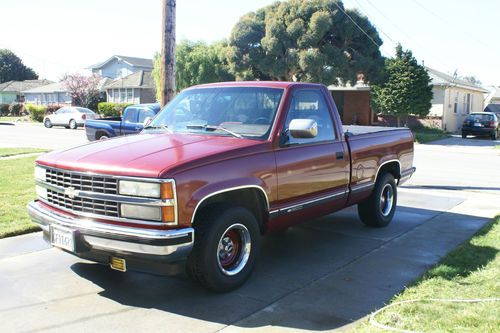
[
  {"left": 427, "top": 67, "right": 489, "bottom": 132},
  {"left": 89, "top": 55, "right": 153, "bottom": 79},
  {"left": 22, "top": 82, "right": 72, "bottom": 105},
  {"left": 0, "top": 79, "right": 52, "bottom": 104},
  {"left": 328, "top": 74, "right": 373, "bottom": 125},
  {"left": 104, "top": 70, "right": 155, "bottom": 104},
  {"left": 485, "top": 87, "right": 500, "bottom": 106}
]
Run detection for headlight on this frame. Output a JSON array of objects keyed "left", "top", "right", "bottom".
[
  {"left": 119, "top": 181, "right": 160, "bottom": 198},
  {"left": 120, "top": 204, "right": 161, "bottom": 221},
  {"left": 35, "top": 185, "right": 47, "bottom": 199},
  {"left": 34, "top": 166, "right": 46, "bottom": 182}
]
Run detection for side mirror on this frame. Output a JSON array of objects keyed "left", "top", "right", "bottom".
[
  {"left": 143, "top": 117, "right": 153, "bottom": 127},
  {"left": 289, "top": 119, "right": 318, "bottom": 138}
]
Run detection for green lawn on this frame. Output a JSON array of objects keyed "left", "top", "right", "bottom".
[
  {"left": 0, "top": 155, "right": 40, "bottom": 238},
  {"left": 0, "top": 115, "right": 32, "bottom": 122},
  {"left": 0, "top": 147, "right": 48, "bottom": 158},
  {"left": 411, "top": 126, "right": 450, "bottom": 144},
  {"left": 356, "top": 215, "right": 500, "bottom": 332}
]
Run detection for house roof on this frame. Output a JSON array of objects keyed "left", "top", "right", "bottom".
[
  {"left": 426, "top": 67, "right": 489, "bottom": 93},
  {"left": 104, "top": 71, "right": 154, "bottom": 89},
  {"left": 22, "top": 81, "right": 68, "bottom": 94},
  {"left": 89, "top": 55, "right": 153, "bottom": 70},
  {"left": 0, "top": 79, "right": 53, "bottom": 93}
]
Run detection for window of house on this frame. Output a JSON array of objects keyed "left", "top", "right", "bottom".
[
  {"left": 466, "top": 93, "right": 471, "bottom": 114},
  {"left": 127, "top": 88, "right": 133, "bottom": 102},
  {"left": 108, "top": 90, "right": 113, "bottom": 101},
  {"left": 471, "top": 94, "right": 474, "bottom": 113},
  {"left": 453, "top": 93, "right": 458, "bottom": 113},
  {"left": 120, "top": 89, "right": 126, "bottom": 102}
]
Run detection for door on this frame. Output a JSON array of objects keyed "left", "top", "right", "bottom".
[
  {"left": 274, "top": 89, "right": 349, "bottom": 212},
  {"left": 52, "top": 108, "right": 67, "bottom": 125},
  {"left": 121, "top": 107, "right": 140, "bottom": 135}
]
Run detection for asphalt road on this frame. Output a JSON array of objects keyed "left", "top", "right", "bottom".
[{"left": 0, "top": 131, "right": 499, "bottom": 332}]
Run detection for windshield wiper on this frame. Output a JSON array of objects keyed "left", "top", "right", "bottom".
[
  {"left": 143, "top": 124, "right": 172, "bottom": 133},
  {"left": 185, "top": 124, "right": 243, "bottom": 138}
]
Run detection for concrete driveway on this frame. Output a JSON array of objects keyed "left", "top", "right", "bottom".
[
  {"left": 0, "top": 122, "right": 87, "bottom": 150},
  {"left": 0, "top": 137, "right": 499, "bottom": 332}
]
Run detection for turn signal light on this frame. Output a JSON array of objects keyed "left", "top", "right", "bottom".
[
  {"left": 162, "top": 206, "right": 175, "bottom": 222},
  {"left": 161, "top": 182, "right": 174, "bottom": 199}
]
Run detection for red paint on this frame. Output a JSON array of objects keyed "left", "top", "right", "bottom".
[{"left": 36, "top": 82, "right": 415, "bottom": 232}]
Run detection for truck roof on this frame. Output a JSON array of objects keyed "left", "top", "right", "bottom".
[{"left": 190, "top": 81, "right": 325, "bottom": 90}]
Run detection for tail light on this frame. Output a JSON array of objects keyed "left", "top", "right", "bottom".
[
  {"left": 82, "top": 114, "right": 86, "bottom": 120},
  {"left": 490, "top": 121, "right": 495, "bottom": 127}
]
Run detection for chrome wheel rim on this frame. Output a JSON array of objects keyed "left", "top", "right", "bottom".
[
  {"left": 217, "top": 223, "right": 251, "bottom": 276},
  {"left": 380, "top": 184, "right": 394, "bottom": 217}
]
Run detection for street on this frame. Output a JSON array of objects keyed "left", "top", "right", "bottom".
[{"left": 0, "top": 132, "right": 499, "bottom": 332}]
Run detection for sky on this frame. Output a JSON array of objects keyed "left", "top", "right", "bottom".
[{"left": 0, "top": 0, "right": 498, "bottom": 87}]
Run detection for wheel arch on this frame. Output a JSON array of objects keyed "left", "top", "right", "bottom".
[{"left": 375, "top": 159, "right": 401, "bottom": 183}]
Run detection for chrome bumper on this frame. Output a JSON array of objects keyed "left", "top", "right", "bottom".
[{"left": 27, "top": 200, "right": 193, "bottom": 260}]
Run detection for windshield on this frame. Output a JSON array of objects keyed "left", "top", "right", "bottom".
[
  {"left": 76, "top": 107, "right": 94, "bottom": 114},
  {"left": 148, "top": 87, "right": 284, "bottom": 139},
  {"left": 468, "top": 114, "right": 493, "bottom": 121}
]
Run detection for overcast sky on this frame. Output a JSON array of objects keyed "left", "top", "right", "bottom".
[{"left": 1, "top": 0, "right": 498, "bottom": 87}]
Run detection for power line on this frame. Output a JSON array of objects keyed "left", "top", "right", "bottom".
[{"left": 351, "top": 0, "right": 397, "bottom": 46}]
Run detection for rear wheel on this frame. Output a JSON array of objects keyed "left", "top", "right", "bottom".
[
  {"left": 358, "top": 173, "right": 397, "bottom": 228},
  {"left": 98, "top": 134, "right": 109, "bottom": 140},
  {"left": 187, "top": 205, "right": 260, "bottom": 292},
  {"left": 492, "top": 131, "right": 498, "bottom": 140},
  {"left": 69, "top": 119, "right": 77, "bottom": 129},
  {"left": 461, "top": 132, "right": 467, "bottom": 139},
  {"left": 44, "top": 118, "right": 52, "bottom": 128}
]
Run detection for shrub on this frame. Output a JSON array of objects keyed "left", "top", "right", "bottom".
[
  {"left": 98, "top": 102, "right": 132, "bottom": 117},
  {"left": 25, "top": 104, "right": 47, "bottom": 122},
  {"left": 8, "top": 103, "right": 24, "bottom": 116},
  {"left": 0, "top": 104, "right": 9, "bottom": 116},
  {"left": 46, "top": 104, "right": 63, "bottom": 114}
]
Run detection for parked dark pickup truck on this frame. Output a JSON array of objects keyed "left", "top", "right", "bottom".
[
  {"left": 85, "top": 103, "right": 160, "bottom": 141},
  {"left": 29, "top": 82, "right": 415, "bottom": 292}
]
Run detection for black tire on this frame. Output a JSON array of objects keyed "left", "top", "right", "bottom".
[
  {"left": 187, "top": 205, "right": 261, "bottom": 292},
  {"left": 98, "top": 134, "right": 109, "bottom": 140},
  {"left": 358, "top": 173, "right": 397, "bottom": 228},
  {"left": 69, "top": 119, "right": 77, "bottom": 129},
  {"left": 44, "top": 118, "right": 52, "bottom": 128},
  {"left": 492, "top": 131, "right": 498, "bottom": 141},
  {"left": 461, "top": 132, "right": 467, "bottom": 139}
]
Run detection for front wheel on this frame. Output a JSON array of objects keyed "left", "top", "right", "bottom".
[
  {"left": 358, "top": 173, "right": 397, "bottom": 227},
  {"left": 461, "top": 132, "right": 467, "bottom": 139},
  {"left": 69, "top": 119, "right": 77, "bottom": 129},
  {"left": 187, "top": 205, "right": 261, "bottom": 292},
  {"left": 44, "top": 119, "right": 52, "bottom": 128}
]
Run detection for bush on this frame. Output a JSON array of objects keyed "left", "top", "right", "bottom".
[
  {"left": 0, "top": 104, "right": 9, "bottom": 116},
  {"left": 25, "top": 104, "right": 47, "bottom": 122},
  {"left": 98, "top": 102, "right": 132, "bottom": 117},
  {"left": 46, "top": 104, "right": 63, "bottom": 114},
  {"left": 8, "top": 103, "right": 24, "bottom": 116}
]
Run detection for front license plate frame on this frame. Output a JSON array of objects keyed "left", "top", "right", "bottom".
[{"left": 50, "top": 225, "right": 75, "bottom": 252}]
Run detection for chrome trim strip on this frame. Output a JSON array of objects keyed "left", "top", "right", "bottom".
[
  {"left": 375, "top": 159, "right": 402, "bottom": 181},
  {"left": 350, "top": 181, "right": 374, "bottom": 192},
  {"left": 275, "top": 190, "right": 347, "bottom": 214},
  {"left": 190, "top": 185, "right": 270, "bottom": 224},
  {"left": 36, "top": 180, "right": 175, "bottom": 207}
]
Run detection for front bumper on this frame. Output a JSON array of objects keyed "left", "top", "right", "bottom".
[{"left": 27, "top": 200, "right": 194, "bottom": 271}]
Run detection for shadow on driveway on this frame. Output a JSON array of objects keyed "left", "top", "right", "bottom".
[{"left": 69, "top": 205, "right": 493, "bottom": 331}]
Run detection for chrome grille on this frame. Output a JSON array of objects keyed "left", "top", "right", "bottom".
[
  {"left": 47, "top": 189, "right": 119, "bottom": 217},
  {"left": 45, "top": 168, "right": 118, "bottom": 194}
]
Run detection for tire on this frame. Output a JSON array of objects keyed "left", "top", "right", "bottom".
[
  {"left": 461, "top": 132, "right": 467, "bottom": 139},
  {"left": 492, "top": 131, "right": 498, "bottom": 141},
  {"left": 358, "top": 173, "right": 397, "bottom": 228},
  {"left": 69, "top": 119, "right": 77, "bottom": 129},
  {"left": 187, "top": 205, "right": 261, "bottom": 292},
  {"left": 44, "top": 119, "right": 52, "bottom": 128},
  {"left": 98, "top": 134, "right": 109, "bottom": 140}
]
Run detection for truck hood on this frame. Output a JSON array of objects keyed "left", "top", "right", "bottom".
[{"left": 36, "top": 133, "right": 264, "bottom": 178}]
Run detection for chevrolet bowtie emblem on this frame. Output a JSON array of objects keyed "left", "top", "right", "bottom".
[{"left": 64, "top": 186, "right": 79, "bottom": 199}]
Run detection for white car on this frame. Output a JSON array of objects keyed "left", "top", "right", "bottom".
[{"left": 44, "top": 107, "right": 99, "bottom": 129}]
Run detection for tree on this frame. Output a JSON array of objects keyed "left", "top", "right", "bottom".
[
  {"left": 228, "top": 0, "right": 385, "bottom": 85},
  {"left": 152, "top": 40, "right": 235, "bottom": 100},
  {"left": 0, "top": 49, "right": 38, "bottom": 83},
  {"left": 371, "top": 44, "right": 432, "bottom": 126},
  {"left": 462, "top": 75, "right": 482, "bottom": 86},
  {"left": 63, "top": 73, "right": 101, "bottom": 108}
]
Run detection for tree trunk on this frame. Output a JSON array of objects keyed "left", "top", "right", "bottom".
[
  {"left": 396, "top": 115, "right": 401, "bottom": 127},
  {"left": 160, "top": 0, "right": 176, "bottom": 107}
]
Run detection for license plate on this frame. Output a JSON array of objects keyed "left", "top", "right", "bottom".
[
  {"left": 50, "top": 226, "right": 75, "bottom": 252},
  {"left": 474, "top": 123, "right": 482, "bottom": 127}
]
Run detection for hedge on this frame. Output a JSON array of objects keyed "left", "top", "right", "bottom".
[
  {"left": 25, "top": 104, "right": 47, "bottom": 122},
  {"left": 98, "top": 102, "right": 132, "bottom": 117},
  {"left": 8, "top": 103, "right": 24, "bottom": 116},
  {"left": 0, "top": 104, "right": 9, "bottom": 116}
]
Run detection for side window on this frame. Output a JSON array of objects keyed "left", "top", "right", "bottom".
[
  {"left": 124, "top": 108, "right": 138, "bottom": 123},
  {"left": 138, "top": 109, "right": 155, "bottom": 123},
  {"left": 283, "top": 90, "right": 336, "bottom": 145}
]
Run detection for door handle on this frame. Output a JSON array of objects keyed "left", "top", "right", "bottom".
[{"left": 336, "top": 151, "right": 344, "bottom": 160}]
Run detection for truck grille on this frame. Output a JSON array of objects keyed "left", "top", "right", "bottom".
[
  {"left": 45, "top": 168, "right": 118, "bottom": 194},
  {"left": 44, "top": 168, "right": 119, "bottom": 217}
]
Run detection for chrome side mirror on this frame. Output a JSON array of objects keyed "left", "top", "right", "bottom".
[
  {"left": 143, "top": 117, "right": 153, "bottom": 127},
  {"left": 289, "top": 119, "right": 318, "bottom": 138}
]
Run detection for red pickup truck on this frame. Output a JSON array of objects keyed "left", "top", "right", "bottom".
[{"left": 28, "top": 82, "right": 415, "bottom": 292}]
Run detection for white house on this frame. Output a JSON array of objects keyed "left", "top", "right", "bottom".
[
  {"left": 427, "top": 67, "right": 489, "bottom": 133},
  {"left": 89, "top": 55, "right": 153, "bottom": 79}
]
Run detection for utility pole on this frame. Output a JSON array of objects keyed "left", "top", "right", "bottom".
[{"left": 160, "top": 0, "right": 176, "bottom": 107}]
